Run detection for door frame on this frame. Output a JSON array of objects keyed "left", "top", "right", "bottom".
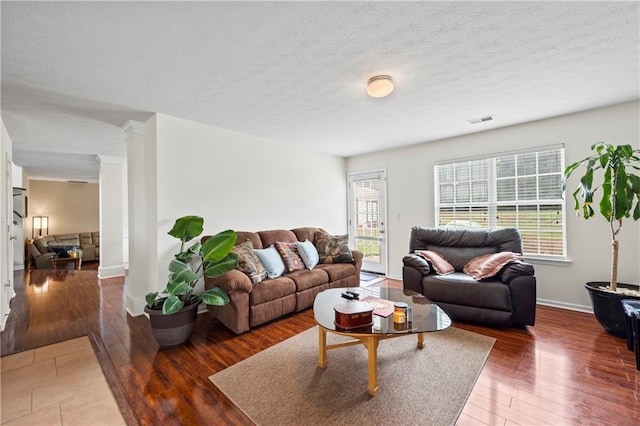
[{"left": 347, "top": 169, "right": 388, "bottom": 276}]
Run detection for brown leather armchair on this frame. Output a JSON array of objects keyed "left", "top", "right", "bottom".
[{"left": 402, "top": 227, "right": 536, "bottom": 327}]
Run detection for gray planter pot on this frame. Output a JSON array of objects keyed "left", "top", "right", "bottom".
[
  {"left": 586, "top": 282, "right": 640, "bottom": 338},
  {"left": 144, "top": 301, "right": 199, "bottom": 347}
]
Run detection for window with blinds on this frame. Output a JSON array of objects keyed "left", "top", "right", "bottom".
[{"left": 434, "top": 146, "right": 566, "bottom": 258}]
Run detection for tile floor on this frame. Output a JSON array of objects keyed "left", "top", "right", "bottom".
[{"left": 0, "top": 336, "right": 125, "bottom": 425}]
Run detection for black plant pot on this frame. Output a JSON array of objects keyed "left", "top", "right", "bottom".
[
  {"left": 585, "top": 282, "right": 640, "bottom": 338},
  {"left": 144, "top": 302, "right": 199, "bottom": 347}
]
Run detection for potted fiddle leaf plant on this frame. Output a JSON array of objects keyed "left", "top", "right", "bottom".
[
  {"left": 144, "top": 215, "right": 238, "bottom": 346},
  {"left": 563, "top": 142, "right": 640, "bottom": 337}
]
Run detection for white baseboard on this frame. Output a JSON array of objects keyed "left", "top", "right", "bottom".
[
  {"left": 386, "top": 273, "right": 402, "bottom": 281},
  {"left": 124, "top": 291, "right": 147, "bottom": 317},
  {"left": 98, "top": 264, "right": 126, "bottom": 279},
  {"left": 536, "top": 298, "right": 593, "bottom": 314}
]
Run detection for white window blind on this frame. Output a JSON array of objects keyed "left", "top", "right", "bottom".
[{"left": 434, "top": 146, "right": 566, "bottom": 258}]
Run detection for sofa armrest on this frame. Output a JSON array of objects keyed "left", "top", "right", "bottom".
[
  {"left": 402, "top": 254, "right": 432, "bottom": 294},
  {"left": 81, "top": 245, "right": 96, "bottom": 262},
  {"left": 204, "top": 269, "right": 253, "bottom": 294},
  {"left": 351, "top": 249, "right": 364, "bottom": 265},
  {"left": 507, "top": 275, "right": 537, "bottom": 326},
  {"left": 499, "top": 262, "right": 535, "bottom": 284},
  {"left": 351, "top": 249, "right": 363, "bottom": 278},
  {"left": 35, "top": 252, "right": 55, "bottom": 269},
  {"left": 403, "top": 254, "right": 431, "bottom": 275}
]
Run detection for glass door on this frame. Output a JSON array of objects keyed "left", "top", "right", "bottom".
[{"left": 348, "top": 171, "right": 387, "bottom": 275}]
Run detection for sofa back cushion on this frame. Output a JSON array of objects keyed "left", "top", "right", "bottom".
[
  {"left": 235, "top": 231, "right": 262, "bottom": 249},
  {"left": 409, "top": 226, "right": 522, "bottom": 271},
  {"left": 291, "top": 227, "right": 325, "bottom": 243},
  {"left": 54, "top": 233, "right": 80, "bottom": 246},
  {"left": 79, "top": 233, "right": 93, "bottom": 246},
  {"left": 258, "top": 229, "right": 298, "bottom": 248},
  {"left": 410, "top": 227, "right": 523, "bottom": 271}
]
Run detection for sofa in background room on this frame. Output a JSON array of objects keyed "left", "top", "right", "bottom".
[{"left": 28, "top": 232, "right": 100, "bottom": 269}]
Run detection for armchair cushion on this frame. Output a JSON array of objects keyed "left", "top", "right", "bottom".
[
  {"left": 415, "top": 250, "right": 455, "bottom": 275},
  {"left": 274, "top": 241, "right": 305, "bottom": 272},
  {"left": 232, "top": 240, "right": 267, "bottom": 284},
  {"left": 463, "top": 252, "right": 522, "bottom": 280},
  {"left": 254, "top": 245, "right": 286, "bottom": 278},
  {"left": 314, "top": 232, "right": 354, "bottom": 264},
  {"left": 297, "top": 239, "right": 319, "bottom": 270}
]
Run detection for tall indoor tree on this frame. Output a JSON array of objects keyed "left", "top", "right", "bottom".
[{"left": 563, "top": 142, "right": 640, "bottom": 291}]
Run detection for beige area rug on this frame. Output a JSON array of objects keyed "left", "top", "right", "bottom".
[{"left": 210, "top": 326, "right": 495, "bottom": 426}]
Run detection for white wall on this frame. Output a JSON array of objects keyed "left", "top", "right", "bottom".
[
  {"left": 347, "top": 101, "right": 640, "bottom": 311},
  {"left": 1, "top": 117, "right": 16, "bottom": 330},
  {"left": 126, "top": 113, "right": 348, "bottom": 315},
  {"left": 97, "top": 156, "right": 126, "bottom": 278},
  {"left": 11, "top": 164, "right": 24, "bottom": 270}
]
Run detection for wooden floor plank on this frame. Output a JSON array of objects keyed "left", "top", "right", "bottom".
[{"left": 2, "top": 272, "right": 640, "bottom": 425}]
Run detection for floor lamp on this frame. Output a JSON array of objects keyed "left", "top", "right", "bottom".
[{"left": 32, "top": 215, "right": 49, "bottom": 239}]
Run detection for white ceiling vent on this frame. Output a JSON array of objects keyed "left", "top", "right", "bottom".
[{"left": 467, "top": 115, "right": 494, "bottom": 125}]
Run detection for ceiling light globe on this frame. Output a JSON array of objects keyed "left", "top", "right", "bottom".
[{"left": 367, "top": 75, "right": 394, "bottom": 98}]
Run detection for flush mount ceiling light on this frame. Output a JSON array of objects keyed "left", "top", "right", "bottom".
[{"left": 367, "top": 75, "right": 394, "bottom": 98}]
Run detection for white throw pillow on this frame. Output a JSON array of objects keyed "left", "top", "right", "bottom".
[
  {"left": 297, "top": 239, "right": 319, "bottom": 270},
  {"left": 253, "top": 245, "right": 286, "bottom": 279}
]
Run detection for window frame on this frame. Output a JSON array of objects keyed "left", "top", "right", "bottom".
[{"left": 434, "top": 145, "right": 567, "bottom": 260}]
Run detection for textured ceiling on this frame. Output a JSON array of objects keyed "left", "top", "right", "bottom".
[{"left": 2, "top": 1, "right": 639, "bottom": 181}]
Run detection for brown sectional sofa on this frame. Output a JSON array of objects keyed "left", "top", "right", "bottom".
[
  {"left": 203, "top": 227, "right": 363, "bottom": 334},
  {"left": 28, "top": 232, "right": 100, "bottom": 269}
]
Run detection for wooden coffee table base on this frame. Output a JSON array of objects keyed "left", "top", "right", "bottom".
[
  {"left": 51, "top": 257, "right": 81, "bottom": 270},
  {"left": 317, "top": 326, "right": 424, "bottom": 396}
]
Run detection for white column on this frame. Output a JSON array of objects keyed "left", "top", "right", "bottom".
[
  {"left": 97, "top": 155, "right": 126, "bottom": 278},
  {"left": 122, "top": 120, "right": 154, "bottom": 316}
]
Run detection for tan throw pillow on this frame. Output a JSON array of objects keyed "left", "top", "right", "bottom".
[
  {"left": 314, "top": 232, "right": 354, "bottom": 264},
  {"left": 463, "top": 252, "right": 522, "bottom": 281},
  {"left": 232, "top": 240, "right": 267, "bottom": 284},
  {"left": 414, "top": 250, "right": 455, "bottom": 275},
  {"left": 274, "top": 241, "right": 305, "bottom": 272}
]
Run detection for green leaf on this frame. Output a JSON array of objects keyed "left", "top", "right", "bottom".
[
  {"left": 168, "top": 216, "right": 204, "bottom": 243},
  {"left": 629, "top": 174, "right": 640, "bottom": 194},
  {"left": 618, "top": 144, "right": 634, "bottom": 158},
  {"left": 162, "top": 295, "right": 185, "bottom": 314},
  {"left": 579, "top": 168, "right": 593, "bottom": 204},
  {"left": 571, "top": 187, "right": 581, "bottom": 211},
  {"left": 614, "top": 163, "right": 629, "bottom": 220},
  {"left": 634, "top": 201, "right": 640, "bottom": 221},
  {"left": 201, "top": 287, "right": 230, "bottom": 306},
  {"left": 201, "top": 230, "right": 237, "bottom": 263},
  {"left": 175, "top": 250, "right": 194, "bottom": 263},
  {"left": 600, "top": 179, "right": 612, "bottom": 221},
  {"left": 204, "top": 252, "right": 238, "bottom": 278},
  {"left": 145, "top": 292, "right": 158, "bottom": 308},
  {"left": 166, "top": 280, "right": 192, "bottom": 295},
  {"left": 168, "top": 259, "right": 199, "bottom": 284}
]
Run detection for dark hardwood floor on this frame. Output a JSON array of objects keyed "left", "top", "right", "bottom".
[{"left": 1, "top": 269, "right": 639, "bottom": 425}]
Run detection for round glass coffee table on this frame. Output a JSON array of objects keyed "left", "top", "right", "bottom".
[{"left": 313, "top": 286, "right": 451, "bottom": 396}]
